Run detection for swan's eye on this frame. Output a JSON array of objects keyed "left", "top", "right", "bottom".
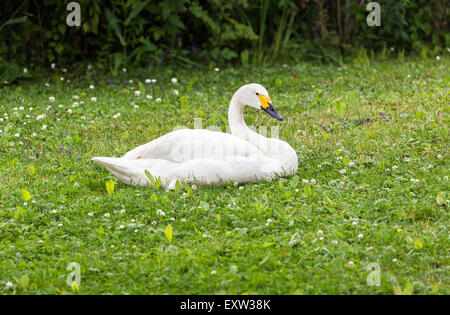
[{"left": 256, "top": 92, "right": 259, "bottom": 95}]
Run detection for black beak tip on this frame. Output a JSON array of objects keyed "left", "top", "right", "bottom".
[{"left": 262, "top": 103, "right": 284, "bottom": 121}]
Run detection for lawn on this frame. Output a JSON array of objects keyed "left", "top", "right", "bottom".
[{"left": 0, "top": 56, "right": 448, "bottom": 294}]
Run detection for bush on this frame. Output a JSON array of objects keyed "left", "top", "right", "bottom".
[{"left": 0, "top": 0, "right": 448, "bottom": 72}]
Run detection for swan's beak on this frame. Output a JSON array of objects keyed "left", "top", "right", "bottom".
[{"left": 259, "top": 95, "right": 283, "bottom": 121}]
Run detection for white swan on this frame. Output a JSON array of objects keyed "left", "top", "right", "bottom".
[{"left": 92, "top": 83, "right": 298, "bottom": 189}]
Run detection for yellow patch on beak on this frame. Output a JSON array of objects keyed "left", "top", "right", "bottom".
[{"left": 258, "top": 95, "right": 272, "bottom": 109}]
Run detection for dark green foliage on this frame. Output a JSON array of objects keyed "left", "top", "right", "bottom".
[{"left": 0, "top": 0, "right": 448, "bottom": 71}]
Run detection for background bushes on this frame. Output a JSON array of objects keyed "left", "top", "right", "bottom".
[{"left": 0, "top": 0, "right": 448, "bottom": 71}]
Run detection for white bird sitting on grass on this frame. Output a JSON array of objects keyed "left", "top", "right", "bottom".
[{"left": 92, "top": 83, "right": 298, "bottom": 189}]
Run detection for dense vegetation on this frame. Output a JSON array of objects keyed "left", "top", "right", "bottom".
[{"left": 1, "top": 0, "right": 448, "bottom": 74}]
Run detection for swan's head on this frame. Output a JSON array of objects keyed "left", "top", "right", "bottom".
[{"left": 236, "top": 83, "right": 283, "bottom": 121}]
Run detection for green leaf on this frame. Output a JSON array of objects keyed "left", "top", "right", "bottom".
[
  {"left": 105, "top": 8, "right": 126, "bottom": 46},
  {"left": 334, "top": 101, "right": 344, "bottom": 116},
  {"left": 174, "top": 180, "right": 181, "bottom": 192},
  {"left": 27, "top": 164, "right": 35, "bottom": 176},
  {"left": 125, "top": 0, "right": 150, "bottom": 25},
  {"left": 20, "top": 188, "right": 31, "bottom": 201},
  {"left": 414, "top": 239, "right": 423, "bottom": 249},
  {"left": 105, "top": 179, "right": 115, "bottom": 195},
  {"left": 71, "top": 281, "right": 80, "bottom": 293},
  {"left": 303, "top": 184, "right": 312, "bottom": 197},
  {"left": 155, "top": 177, "right": 161, "bottom": 189},
  {"left": 165, "top": 224, "right": 173, "bottom": 244},
  {"left": 182, "top": 182, "right": 192, "bottom": 196},
  {"left": 145, "top": 170, "right": 156, "bottom": 187},
  {"left": 86, "top": 144, "right": 96, "bottom": 157},
  {"left": 343, "top": 157, "right": 351, "bottom": 166},
  {"left": 4, "top": 16, "right": 27, "bottom": 26},
  {"left": 275, "top": 78, "right": 282, "bottom": 87}
]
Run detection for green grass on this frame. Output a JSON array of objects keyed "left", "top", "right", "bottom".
[{"left": 0, "top": 57, "right": 448, "bottom": 295}]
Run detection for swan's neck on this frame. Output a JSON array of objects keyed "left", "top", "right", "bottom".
[
  {"left": 228, "top": 94, "right": 298, "bottom": 175},
  {"left": 228, "top": 95, "right": 260, "bottom": 144}
]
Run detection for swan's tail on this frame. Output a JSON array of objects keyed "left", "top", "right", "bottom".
[{"left": 91, "top": 157, "right": 149, "bottom": 186}]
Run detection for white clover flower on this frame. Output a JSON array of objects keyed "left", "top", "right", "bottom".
[
  {"left": 156, "top": 98, "right": 161, "bottom": 102},
  {"left": 191, "top": 184, "right": 197, "bottom": 190},
  {"left": 62, "top": 68, "right": 67, "bottom": 73},
  {"left": 57, "top": 223, "right": 63, "bottom": 227},
  {"left": 72, "top": 102, "right": 79, "bottom": 107},
  {"left": 60, "top": 77, "right": 64, "bottom": 81},
  {"left": 214, "top": 68, "right": 220, "bottom": 72},
  {"left": 317, "top": 230, "right": 323, "bottom": 236},
  {"left": 88, "top": 212, "right": 93, "bottom": 217},
  {"left": 91, "top": 97, "right": 97, "bottom": 102},
  {"left": 310, "top": 178, "right": 317, "bottom": 185},
  {"left": 348, "top": 261, "right": 355, "bottom": 268},
  {"left": 156, "top": 209, "right": 166, "bottom": 216},
  {"left": 152, "top": 221, "right": 157, "bottom": 226},
  {"left": 135, "top": 90, "right": 141, "bottom": 97},
  {"left": 404, "top": 157, "right": 411, "bottom": 162},
  {"left": 393, "top": 258, "right": 398, "bottom": 263},
  {"left": 145, "top": 79, "right": 151, "bottom": 84},
  {"left": 348, "top": 161, "right": 355, "bottom": 167},
  {"left": 104, "top": 213, "right": 110, "bottom": 218},
  {"left": 89, "top": 85, "right": 95, "bottom": 89},
  {"left": 151, "top": 79, "right": 157, "bottom": 83},
  {"left": 392, "top": 165, "right": 398, "bottom": 170},
  {"left": 23, "top": 68, "right": 28, "bottom": 73},
  {"left": 51, "top": 63, "right": 56, "bottom": 69},
  {"left": 0, "top": 130, "right": 2, "bottom": 134},
  {"left": 436, "top": 56, "right": 440, "bottom": 60},
  {"left": 67, "top": 109, "right": 72, "bottom": 114},
  {"left": 134, "top": 105, "right": 139, "bottom": 109},
  {"left": 357, "top": 234, "right": 364, "bottom": 239},
  {"left": 302, "top": 179, "right": 309, "bottom": 184},
  {"left": 15, "top": 133, "right": 20, "bottom": 137},
  {"left": 49, "top": 96, "right": 55, "bottom": 102},
  {"left": 5, "top": 282, "right": 14, "bottom": 289},
  {"left": 36, "top": 114, "right": 45, "bottom": 120},
  {"left": 146, "top": 95, "right": 153, "bottom": 99},
  {"left": 119, "top": 224, "right": 125, "bottom": 229},
  {"left": 211, "top": 270, "right": 217, "bottom": 275},
  {"left": 171, "top": 77, "right": 178, "bottom": 84},
  {"left": 122, "top": 68, "right": 127, "bottom": 72},
  {"left": 173, "top": 89, "right": 179, "bottom": 96},
  {"left": 437, "top": 154, "right": 442, "bottom": 159},
  {"left": 331, "top": 240, "right": 338, "bottom": 245},
  {"left": 339, "top": 168, "right": 347, "bottom": 174}
]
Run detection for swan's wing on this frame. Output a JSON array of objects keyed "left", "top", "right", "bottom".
[{"left": 122, "top": 129, "right": 264, "bottom": 162}]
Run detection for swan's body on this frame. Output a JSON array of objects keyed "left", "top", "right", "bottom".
[{"left": 93, "top": 83, "right": 298, "bottom": 188}]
